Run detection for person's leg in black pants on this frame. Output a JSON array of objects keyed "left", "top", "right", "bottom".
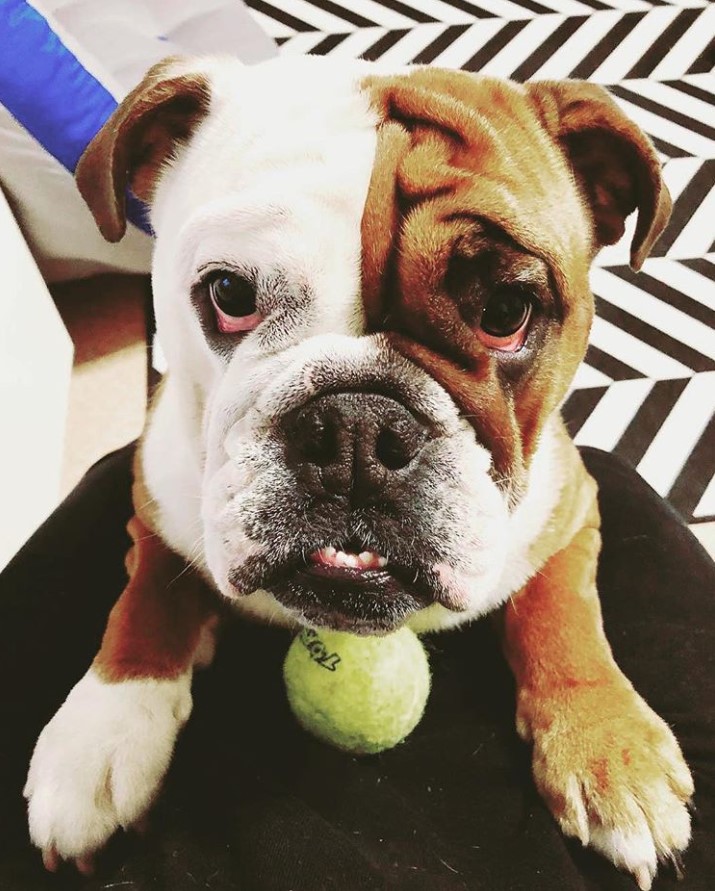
[{"left": 0, "top": 444, "right": 712, "bottom": 891}]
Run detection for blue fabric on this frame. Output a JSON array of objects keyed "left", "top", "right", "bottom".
[{"left": 0, "top": 0, "right": 151, "bottom": 233}]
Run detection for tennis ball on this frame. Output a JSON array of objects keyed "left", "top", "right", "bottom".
[{"left": 283, "top": 626, "right": 430, "bottom": 755}]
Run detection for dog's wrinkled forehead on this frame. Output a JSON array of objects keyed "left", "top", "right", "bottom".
[
  {"left": 162, "top": 63, "right": 376, "bottom": 212},
  {"left": 150, "top": 58, "right": 379, "bottom": 312},
  {"left": 360, "top": 70, "right": 590, "bottom": 306},
  {"left": 359, "top": 70, "right": 595, "bottom": 475},
  {"left": 76, "top": 55, "right": 670, "bottom": 301},
  {"left": 353, "top": 67, "right": 669, "bottom": 473}
]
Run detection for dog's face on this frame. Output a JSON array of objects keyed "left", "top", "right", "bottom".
[{"left": 78, "top": 56, "right": 670, "bottom": 635}]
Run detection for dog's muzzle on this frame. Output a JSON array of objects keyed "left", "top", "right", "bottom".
[
  {"left": 228, "top": 388, "right": 458, "bottom": 634},
  {"left": 266, "top": 390, "right": 437, "bottom": 633}
]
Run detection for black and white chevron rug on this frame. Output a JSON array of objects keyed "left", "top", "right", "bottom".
[{"left": 246, "top": 0, "right": 715, "bottom": 524}]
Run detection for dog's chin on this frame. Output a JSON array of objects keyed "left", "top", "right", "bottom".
[{"left": 268, "top": 562, "right": 428, "bottom": 635}]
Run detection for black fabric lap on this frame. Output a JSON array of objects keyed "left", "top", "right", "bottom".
[{"left": 0, "top": 444, "right": 712, "bottom": 890}]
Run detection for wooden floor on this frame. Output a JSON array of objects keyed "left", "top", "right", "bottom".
[{"left": 53, "top": 274, "right": 148, "bottom": 497}]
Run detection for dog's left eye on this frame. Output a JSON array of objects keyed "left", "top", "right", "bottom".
[
  {"left": 478, "top": 287, "right": 533, "bottom": 353},
  {"left": 208, "top": 272, "right": 261, "bottom": 334}
]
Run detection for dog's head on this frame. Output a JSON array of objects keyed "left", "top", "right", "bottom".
[{"left": 77, "top": 56, "right": 669, "bottom": 634}]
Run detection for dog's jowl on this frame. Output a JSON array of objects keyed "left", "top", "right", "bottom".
[{"left": 24, "top": 56, "right": 691, "bottom": 889}]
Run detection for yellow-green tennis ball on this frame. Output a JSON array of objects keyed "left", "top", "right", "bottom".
[{"left": 283, "top": 626, "right": 430, "bottom": 755}]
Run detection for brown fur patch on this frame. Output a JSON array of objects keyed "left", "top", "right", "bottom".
[
  {"left": 76, "top": 57, "right": 210, "bottom": 243},
  {"left": 590, "top": 755, "right": 611, "bottom": 793},
  {"left": 361, "top": 121, "right": 411, "bottom": 329},
  {"left": 93, "top": 516, "right": 217, "bottom": 682},
  {"left": 359, "top": 70, "right": 593, "bottom": 479},
  {"left": 503, "top": 519, "right": 612, "bottom": 699},
  {"left": 528, "top": 80, "right": 671, "bottom": 269},
  {"left": 359, "top": 69, "right": 670, "bottom": 481}
]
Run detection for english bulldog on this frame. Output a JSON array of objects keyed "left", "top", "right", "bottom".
[{"left": 24, "top": 55, "right": 693, "bottom": 888}]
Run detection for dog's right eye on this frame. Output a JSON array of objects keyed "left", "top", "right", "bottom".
[
  {"left": 208, "top": 272, "right": 261, "bottom": 334},
  {"left": 477, "top": 286, "right": 533, "bottom": 352}
]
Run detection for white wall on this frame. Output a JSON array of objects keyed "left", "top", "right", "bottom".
[{"left": 0, "top": 188, "right": 73, "bottom": 569}]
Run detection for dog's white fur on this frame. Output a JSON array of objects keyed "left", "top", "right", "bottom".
[
  {"left": 25, "top": 669, "right": 192, "bottom": 860},
  {"left": 144, "top": 56, "right": 381, "bottom": 565}
]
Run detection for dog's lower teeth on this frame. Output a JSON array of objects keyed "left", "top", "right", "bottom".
[{"left": 310, "top": 547, "right": 387, "bottom": 570}]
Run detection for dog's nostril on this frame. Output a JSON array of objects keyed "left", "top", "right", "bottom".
[
  {"left": 375, "top": 427, "right": 414, "bottom": 470},
  {"left": 298, "top": 417, "right": 338, "bottom": 466}
]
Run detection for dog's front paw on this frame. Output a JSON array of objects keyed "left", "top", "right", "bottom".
[
  {"left": 519, "top": 683, "right": 694, "bottom": 890},
  {"left": 24, "top": 668, "right": 192, "bottom": 872}
]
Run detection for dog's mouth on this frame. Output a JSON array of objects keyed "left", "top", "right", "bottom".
[
  {"left": 255, "top": 543, "right": 434, "bottom": 635},
  {"left": 305, "top": 545, "right": 388, "bottom": 574}
]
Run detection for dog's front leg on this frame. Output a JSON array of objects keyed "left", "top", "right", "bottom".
[
  {"left": 503, "top": 516, "right": 693, "bottom": 890},
  {"left": 24, "top": 515, "right": 218, "bottom": 874}
]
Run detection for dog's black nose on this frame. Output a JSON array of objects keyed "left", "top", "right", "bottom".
[{"left": 282, "top": 392, "right": 433, "bottom": 499}]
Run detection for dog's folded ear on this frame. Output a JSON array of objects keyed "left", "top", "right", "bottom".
[
  {"left": 527, "top": 81, "right": 671, "bottom": 270},
  {"left": 76, "top": 56, "right": 211, "bottom": 242}
]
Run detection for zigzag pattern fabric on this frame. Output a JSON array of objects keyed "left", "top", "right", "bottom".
[{"left": 247, "top": 0, "right": 715, "bottom": 523}]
